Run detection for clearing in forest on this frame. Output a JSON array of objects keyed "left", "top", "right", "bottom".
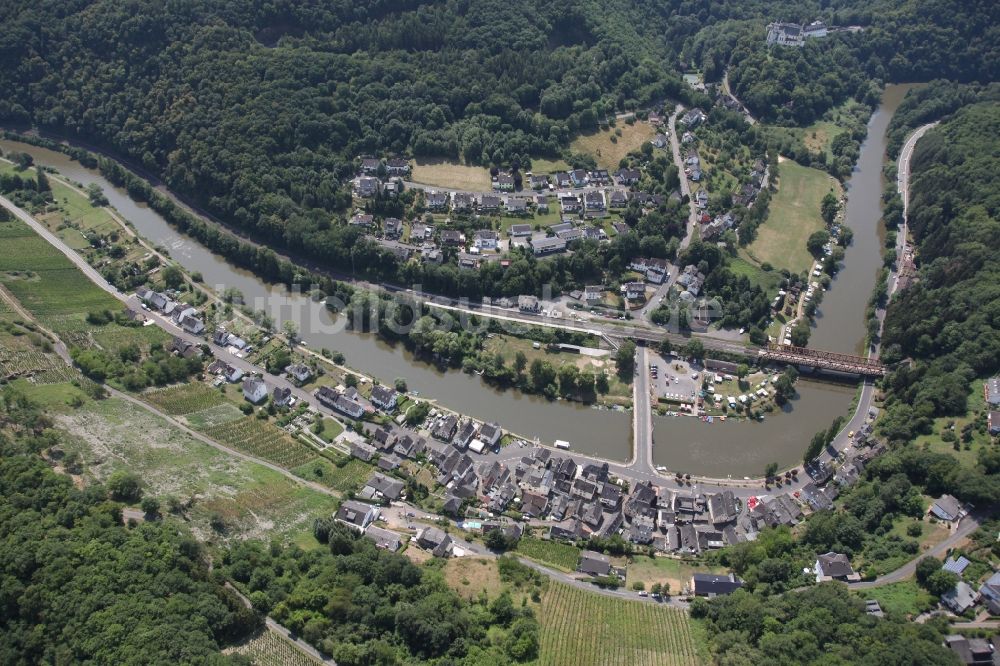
[{"left": 570, "top": 123, "right": 656, "bottom": 171}]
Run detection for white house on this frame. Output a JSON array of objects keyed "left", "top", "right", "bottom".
[
  {"left": 474, "top": 230, "right": 499, "bottom": 250},
  {"left": 242, "top": 376, "right": 268, "bottom": 404},
  {"left": 370, "top": 384, "right": 398, "bottom": 411}
]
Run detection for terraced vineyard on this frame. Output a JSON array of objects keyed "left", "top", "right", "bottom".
[
  {"left": 224, "top": 629, "right": 319, "bottom": 666},
  {"left": 536, "top": 583, "right": 703, "bottom": 666},
  {"left": 144, "top": 382, "right": 227, "bottom": 415},
  {"left": 203, "top": 416, "right": 318, "bottom": 468}
]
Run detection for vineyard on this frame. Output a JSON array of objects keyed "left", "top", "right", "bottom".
[
  {"left": 144, "top": 382, "right": 226, "bottom": 415},
  {"left": 224, "top": 629, "right": 320, "bottom": 666},
  {"left": 515, "top": 537, "right": 582, "bottom": 572},
  {"left": 203, "top": 416, "right": 318, "bottom": 468},
  {"left": 0, "top": 333, "right": 74, "bottom": 383},
  {"left": 291, "top": 457, "right": 374, "bottom": 494},
  {"left": 0, "top": 219, "right": 119, "bottom": 335},
  {"left": 535, "top": 583, "right": 704, "bottom": 666}
]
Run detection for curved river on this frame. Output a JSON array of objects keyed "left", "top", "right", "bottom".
[{"left": 1, "top": 86, "right": 907, "bottom": 472}]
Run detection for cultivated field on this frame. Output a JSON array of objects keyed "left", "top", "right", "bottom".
[
  {"left": 570, "top": 123, "right": 656, "bottom": 171},
  {"left": 144, "top": 382, "right": 227, "bottom": 415},
  {"left": 536, "top": 582, "right": 704, "bottom": 666},
  {"left": 203, "top": 416, "right": 318, "bottom": 469},
  {"left": 224, "top": 629, "right": 320, "bottom": 666},
  {"left": 410, "top": 159, "right": 491, "bottom": 191},
  {"left": 291, "top": 456, "right": 373, "bottom": 494},
  {"left": 747, "top": 159, "right": 840, "bottom": 274},
  {"left": 0, "top": 219, "right": 120, "bottom": 338},
  {"left": 515, "top": 537, "right": 582, "bottom": 572}
]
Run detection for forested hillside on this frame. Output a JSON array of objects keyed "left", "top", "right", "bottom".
[
  {"left": 0, "top": 389, "right": 259, "bottom": 664},
  {"left": 875, "top": 102, "right": 1000, "bottom": 503}
]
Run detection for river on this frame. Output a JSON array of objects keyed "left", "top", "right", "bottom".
[{"left": 1, "top": 84, "right": 903, "bottom": 470}]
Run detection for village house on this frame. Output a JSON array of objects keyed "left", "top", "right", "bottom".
[
  {"left": 578, "top": 550, "right": 611, "bottom": 577},
  {"left": 362, "top": 472, "right": 405, "bottom": 501},
  {"left": 383, "top": 217, "right": 402, "bottom": 238},
  {"left": 529, "top": 173, "right": 550, "bottom": 189},
  {"left": 681, "top": 108, "right": 707, "bottom": 127},
  {"left": 695, "top": 189, "right": 709, "bottom": 209},
  {"left": 478, "top": 422, "right": 503, "bottom": 448},
  {"left": 587, "top": 169, "right": 610, "bottom": 185},
  {"left": 570, "top": 169, "right": 589, "bottom": 187},
  {"left": 271, "top": 386, "right": 293, "bottom": 407},
  {"left": 433, "top": 414, "right": 459, "bottom": 441},
  {"left": 615, "top": 169, "right": 642, "bottom": 185},
  {"left": 651, "top": 133, "right": 668, "bottom": 149},
  {"left": 474, "top": 229, "right": 499, "bottom": 250},
  {"left": 942, "top": 581, "right": 980, "bottom": 615},
  {"left": 508, "top": 223, "right": 533, "bottom": 237},
  {"left": 355, "top": 177, "right": 381, "bottom": 198},
  {"left": 452, "top": 192, "right": 474, "bottom": 211},
  {"left": 440, "top": 229, "right": 463, "bottom": 246},
  {"left": 814, "top": 552, "right": 861, "bottom": 582},
  {"left": 530, "top": 236, "right": 567, "bottom": 256},
  {"left": 986, "top": 377, "right": 1000, "bottom": 406},
  {"left": 560, "top": 194, "right": 581, "bottom": 213},
  {"left": 609, "top": 190, "right": 628, "bottom": 208},
  {"left": 552, "top": 171, "right": 571, "bottom": 188},
  {"left": 584, "top": 190, "right": 606, "bottom": 211},
  {"left": 336, "top": 500, "right": 379, "bottom": 532},
  {"left": 583, "top": 285, "right": 603, "bottom": 302},
  {"left": 385, "top": 157, "right": 410, "bottom": 176},
  {"left": 350, "top": 212, "right": 374, "bottom": 227},
  {"left": 416, "top": 526, "right": 453, "bottom": 557},
  {"left": 505, "top": 197, "right": 528, "bottom": 215},
  {"left": 359, "top": 157, "right": 381, "bottom": 174},
  {"left": 350, "top": 441, "right": 377, "bottom": 462},
  {"left": 944, "top": 635, "right": 996, "bottom": 666},
  {"left": 370, "top": 384, "right": 398, "bottom": 411},
  {"left": 557, "top": 228, "right": 584, "bottom": 242},
  {"left": 622, "top": 282, "right": 646, "bottom": 301},
  {"left": 241, "top": 376, "right": 268, "bottom": 404},
  {"left": 534, "top": 194, "right": 549, "bottom": 211},
  {"left": 929, "top": 494, "right": 965, "bottom": 522},
  {"left": 692, "top": 573, "right": 743, "bottom": 597},
  {"left": 479, "top": 194, "right": 502, "bottom": 211},
  {"left": 410, "top": 223, "right": 433, "bottom": 242},
  {"left": 364, "top": 525, "right": 403, "bottom": 552},
  {"left": 495, "top": 172, "right": 515, "bottom": 191},
  {"left": 426, "top": 191, "right": 449, "bottom": 210}
]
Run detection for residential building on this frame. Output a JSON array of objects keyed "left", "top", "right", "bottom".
[
  {"left": 370, "top": 384, "right": 398, "bottom": 411},
  {"left": 440, "top": 229, "right": 463, "bottom": 246},
  {"left": 386, "top": 158, "right": 410, "bottom": 176},
  {"left": 553, "top": 171, "right": 571, "bottom": 188},
  {"left": 560, "top": 195, "right": 581, "bottom": 213},
  {"left": 529, "top": 174, "right": 550, "bottom": 189},
  {"left": 681, "top": 108, "right": 707, "bottom": 127},
  {"left": 570, "top": 169, "right": 588, "bottom": 187},
  {"left": 349, "top": 212, "right": 374, "bottom": 227},
  {"left": 942, "top": 581, "right": 980, "bottom": 614},
  {"left": 350, "top": 441, "right": 377, "bottom": 462},
  {"left": 584, "top": 190, "right": 605, "bottom": 211},
  {"left": 530, "top": 236, "right": 567, "bottom": 256},
  {"left": 284, "top": 363, "right": 313, "bottom": 384},
  {"left": 336, "top": 500, "right": 379, "bottom": 531},
  {"left": 453, "top": 192, "right": 474, "bottom": 211},
  {"left": 929, "top": 494, "right": 964, "bottom": 522},
  {"left": 583, "top": 285, "right": 603, "bottom": 302},
  {"left": 426, "top": 191, "right": 449, "bottom": 210},
  {"left": 943, "top": 635, "right": 996, "bottom": 666},
  {"left": 766, "top": 22, "right": 804, "bottom": 47},
  {"left": 271, "top": 386, "right": 293, "bottom": 407},
  {"left": 241, "top": 376, "right": 268, "bottom": 404},
  {"left": 505, "top": 197, "right": 527, "bottom": 215},
  {"left": 496, "top": 172, "right": 515, "bottom": 191},
  {"left": 814, "top": 552, "right": 860, "bottom": 582},
  {"left": 986, "top": 377, "right": 1000, "bottom": 406},
  {"left": 359, "top": 157, "right": 381, "bottom": 174},
  {"left": 478, "top": 422, "right": 503, "bottom": 448},
  {"left": 509, "top": 223, "right": 532, "bottom": 237},
  {"left": 475, "top": 230, "right": 499, "bottom": 250},
  {"left": 622, "top": 282, "right": 645, "bottom": 300},
  {"left": 364, "top": 525, "right": 403, "bottom": 551},
  {"left": 578, "top": 550, "right": 611, "bottom": 576},
  {"left": 517, "top": 295, "right": 541, "bottom": 313},
  {"left": 692, "top": 573, "right": 743, "bottom": 597},
  {"left": 383, "top": 217, "right": 402, "bottom": 238},
  {"left": 355, "top": 177, "right": 381, "bottom": 198},
  {"left": 535, "top": 194, "right": 549, "bottom": 211},
  {"left": 978, "top": 571, "right": 1000, "bottom": 614},
  {"left": 416, "top": 526, "right": 453, "bottom": 557},
  {"left": 615, "top": 168, "right": 641, "bottom": 185},
  {"left": 362, "top": 472, "right": 405, "bottom": 501},
  {"left": 479, "top": 194, "right": 502, "bottom": 210}
]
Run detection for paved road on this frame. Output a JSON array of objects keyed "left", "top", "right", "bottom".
[
  {"left": 849, "top": 513, "right": 982, "bottom": 589},
  {"left": 668, "top": 106, "right": 699, "bottom": 250},
  {"left": 632, "top": 345, "right": 655, "bottom": 475}
]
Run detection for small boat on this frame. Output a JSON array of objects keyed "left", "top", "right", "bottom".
[{"left": 554, "top": 439, "right": 570, "bottom": 450}]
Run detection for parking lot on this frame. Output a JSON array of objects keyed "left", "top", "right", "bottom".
[{"left": 649, "top": 354, "right": 700, "bottom": 404}]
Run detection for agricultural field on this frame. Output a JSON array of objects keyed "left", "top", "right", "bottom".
[
  {"left": 291, "top": 456, "right": 374, "bottom": 494},
  {"left": 0, "top": 317, "right": 75, "bottom": 382},
  {"left": 570, "top": 122, "right": 656, "bottom": 171},
  {"left": 515, "top": 537, "right": 581, "bottom": 572},
  {"left": 223, "top": 629, "right": 320, "bottom": 666},
  {"left": 203, "top": 416, "right": 319, "bottom": 469},
  {"left": 185, "top": 402, "right": 245, "bottom": 429},
  {"left": 410, "top": 159, "right": 491, "bottom": 191},
  {"left": 535, "top": 582, "right": 704, "bottom": 666},
  {"left": 90, "top": 323, "right": 170, "bottom": 356},
  {"left": 143, "top": 382, "right": 227, "bottom": 415},
  {"left": 746, "top": 159, "right": 840, "bottom": 274},
  {"left": 528, "top": 157, "right": 571, "bottom": 174},
  {"left": 0, "top": 218, "right": 120, "bottom": 338},
  {"left": 52, "top": 397, "right": 338, "bottom": 544}
]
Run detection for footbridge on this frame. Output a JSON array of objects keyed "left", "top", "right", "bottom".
[{"left": 758, "top": 343, "right": 886, "bottom": 377}]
